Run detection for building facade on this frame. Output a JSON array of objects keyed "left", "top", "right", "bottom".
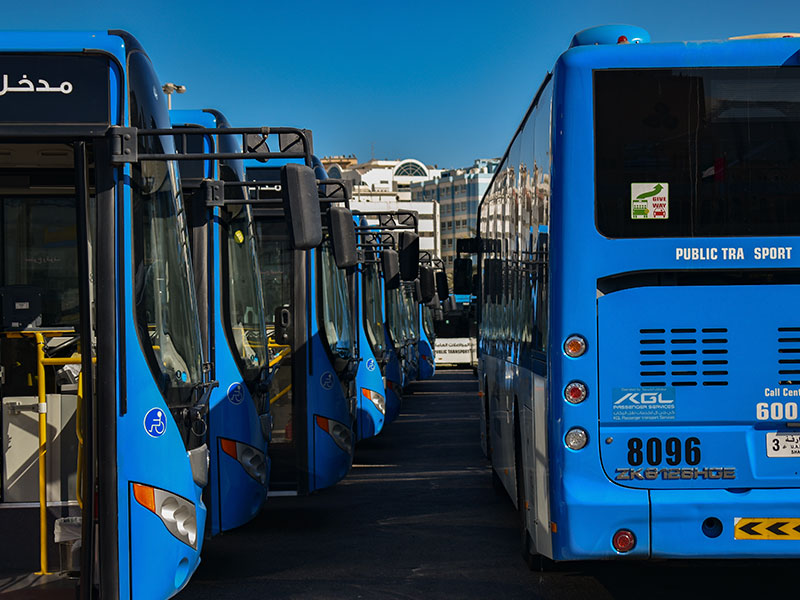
[
  {"left": 321, "top": 157, "right": 442, "bottom": 254},
  {"left": 411, "top": 158, "right": 499, "bottom": 266}
]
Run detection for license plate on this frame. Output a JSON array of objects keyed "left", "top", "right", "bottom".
[{"left": 766, "top": 432, "right": 800, "bottom": 457}]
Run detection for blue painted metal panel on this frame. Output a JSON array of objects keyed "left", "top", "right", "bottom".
[
  {"left": 598, "top": 285, "right": 800, "bottom": 490},
  {"left": 307, "top": 247, "right": 353, "bottom": 491},
  {"left": 129, "top": 488, "right": 203, "bottom": 598},
  {"left": 651, "top": 488, "right": 800, "bottom": 557}
]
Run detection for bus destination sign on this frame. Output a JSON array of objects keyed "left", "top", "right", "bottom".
[{"left": 0, "top": 53, "right": 110, "bottom": 124}]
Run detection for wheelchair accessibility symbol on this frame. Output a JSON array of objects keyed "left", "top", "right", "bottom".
[
  {"left": 320, "top": 371, "right": 335, "bottom": 390},
  {"left": 227, "top": 382, "right": 244, "bottom": 405},
  {"left": 366, "top": 358, "right": 376, "bottom": 372},
  {"left": 143, "top": 407, "right": 167, "bottom": 438}
]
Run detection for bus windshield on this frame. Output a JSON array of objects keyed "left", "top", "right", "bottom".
[
  {"left": 422, "top": 305, "right": 435, "bottom": 342},
  {"left": 595, "top": 66, "right": 800, "bottom": 238},
  {"left": 130, "top": 51, "right": 202, "bottom": 408},
  {"left": 223, "top": 204, "right": 267, "bottom": 385},
  {"left": 362, "top": 262, "right": 385, "bottom": 360},
  {"left": 403, "top": 285, "right": 419, "bottom": 341},
  {"left": 387, "top": 287, "right": 405, "bottom": 347},
  {"left": 320, "top": 242, "right": 353, "bottom": 358}
]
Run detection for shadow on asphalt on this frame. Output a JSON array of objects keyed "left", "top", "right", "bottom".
[{"left": 180, "top": 369, "right": 798, "bottom": 599}]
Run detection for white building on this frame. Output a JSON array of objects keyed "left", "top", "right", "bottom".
[
  {"left": 410, "top": 158, "right": 499, "bottom": 266},
  {"left": 321, "top": 157, "right": 442, "bottom": 255}
]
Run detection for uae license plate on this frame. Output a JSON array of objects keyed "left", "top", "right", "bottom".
[{"left": 766, "top": 432, "right": 800, "bottom": 457}]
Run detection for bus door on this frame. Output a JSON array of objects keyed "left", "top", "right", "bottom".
[
  {"left": 0, "top": 129, "right": 118, "bottom": 595},
  {"left": 255, "top": 213, "right": 308, "bottom": 493}
]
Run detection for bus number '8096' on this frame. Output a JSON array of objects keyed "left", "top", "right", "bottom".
[{"left": 627, "top": 437, "right": 701, "bottom": 466}]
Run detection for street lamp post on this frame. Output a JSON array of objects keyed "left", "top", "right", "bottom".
[{"left": 162, "top": 82, "right": 186, "bottom": 109}]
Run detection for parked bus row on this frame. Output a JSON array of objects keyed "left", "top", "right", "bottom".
[
  {"left": 0, "top": 30, "right": 455, "bottom": 599},
  {"left": 460, "top": 25, "right": 800, "bottom": 568}
]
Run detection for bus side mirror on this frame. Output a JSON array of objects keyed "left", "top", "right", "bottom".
[
  {"left": 453, "top": 258, "right": 472, "bottom": 295},
  {"left": 327, "top": 206, "right": 358, "bottom": 269},
  {"left": 279, "top": 129, "right": 313, "bottom": 155},
  {"left": 398, "top": 231, "right": 419, "bottom": 281},
  {"left": 245, "top": 133, "right": 271, "bottom": 163},
  {"left": 413, "top": 279, "right": 422, "bottom": 303},
  {"left": 435, "top": 271, "right": 449, "bottom": 301},
  {"left": 382, "top": 249, "right": 400, "bottom": 290},
  {"left": 281, "top": 164, "right": 322, "bottom": 250},
  {"left": 419, "top": 266, "right": 435, "bottom": 304}
]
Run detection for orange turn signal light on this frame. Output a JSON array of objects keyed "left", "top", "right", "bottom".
[{"left": 133, "top": 483, "right": 156, "bottom": 513}]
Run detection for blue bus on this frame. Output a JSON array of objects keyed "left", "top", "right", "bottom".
[
  {"left": 0, "top": 30, "right": 212, "bottom": 598},
  {"left": 353, "top": 216, "right": 387, "bottom": 440},
  {"left": 478, "top": 24, "right": 800, "bottom": 566},
  {"left": 355, "top": 211, "right": 420, "bottom": 423},
  {"left": 417, "top": 253, "right": 442, "bottom": 380},
  {"left": 169, "top": 108, "right": 272, "bottom": 535},
  {"left": 247, "top": 162, "right": 358, "bottom": 494},
  {"left": 356, "top": 218, "right": 402, "bottom": 424}
]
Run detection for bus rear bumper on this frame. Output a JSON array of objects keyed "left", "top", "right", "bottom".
[
  {"left": 651, "top": 488, "right": 800, "bottom": 558},
  {"left": 555, "top": 485, "right": 800, "bottom": 560},
  {"left": 554, "top": 477, "right": 650, "bottom": 560}
]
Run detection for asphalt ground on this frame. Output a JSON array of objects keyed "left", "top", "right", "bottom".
[{"left": 179, "top": 369, "right": 800, "bottom": 600}]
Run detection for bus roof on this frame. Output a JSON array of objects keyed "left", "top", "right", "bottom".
[
  {"left": 0, "top": 30, "right": 131, "bottom": 65},
  {"left": 559, "top": 33, "right": 800, "bottom": 70}
]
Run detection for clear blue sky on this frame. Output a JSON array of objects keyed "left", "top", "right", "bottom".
[{"left": 4, "top": 0, "right": 797, "bottom": 168}]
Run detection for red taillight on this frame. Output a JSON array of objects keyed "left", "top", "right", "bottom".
[
  {"left": 564, "top": 381, "right": 587, "bottom": 404},
  {"left": 612, "top": 529, "right": 636, "bottom": 553}
]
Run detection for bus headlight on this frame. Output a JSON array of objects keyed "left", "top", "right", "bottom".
[
  {"left": 362, "top": 388, "right": 386, "bottom": 414},
  {"left": 220, "top": 438, "right": 268, "bottom": 486},
  {"left": 132, "top": 483, "right": 198, "bottom": 549},
  {"left": 565, "top": 428, "right": 588, "bottom": 450},
  {"left": 315, "top": 415, "right": 353, "bottom": 454}
]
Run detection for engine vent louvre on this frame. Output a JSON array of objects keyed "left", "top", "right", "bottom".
[
  {"left": 638, "top": 328, "right": 729, "bottom": 387},
  {"left": 778, "top": 327, "right": 800, "bottom": 385}
]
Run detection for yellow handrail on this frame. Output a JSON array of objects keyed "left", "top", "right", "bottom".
[
  {"left": 76, "top": 372, "right": 84, "bottom": 510},
  {"left": 7, "top": 331, "right": 95, "bottom": 575},
  {"left": 34, "top": 332, "right": 48, "bottom": 575},
  {"left": 268, "top": 347, "right": 291, "bottom": 369},
  {"left": 269, "top": 385, "right": 292, "bottom": 405}
]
